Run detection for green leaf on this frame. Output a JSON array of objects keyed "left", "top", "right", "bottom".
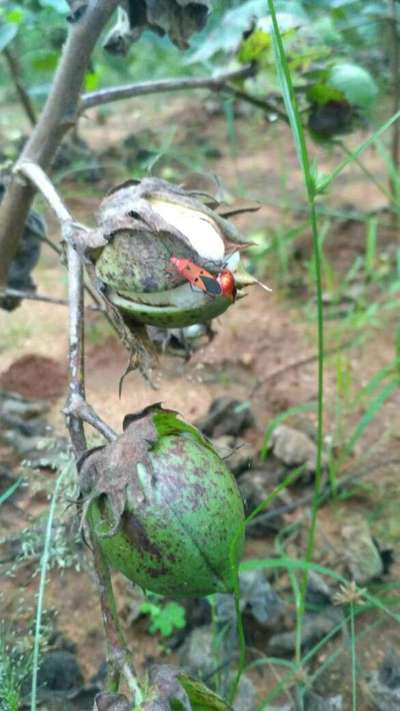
[
  {"left": 177, "top": 673, "right": 231, "bottom": 710},
  {"left": 140, "top": 601, "right": 186, "bottom": 637},
  {"left": 0, "top": 23, "right": 18, "bottom": 52},
  {"left": 31, "top": 50, "right": 59, "bottom": 72},
  {"left": 84, "top": 65, "right": 105, "bottom": 92},
  {"left": 308, "top": 82, "right": 345, "bottom": 106},
  {"left": 238, "top": 28, "right": 271, "bottom": 63},
  {"left": 5, "top": 9, "right": 24, "bottom": 24},
  {"left": 328, "top": 63, "right": 378, "bottom": 109}
]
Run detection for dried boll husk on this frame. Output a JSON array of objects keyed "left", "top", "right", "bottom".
[{"left": 79, "top": 404, "right": 245, "bottom": 597}]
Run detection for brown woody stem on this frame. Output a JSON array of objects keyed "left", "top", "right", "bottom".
[
  {"left": 80, "top": 65, "right": 252, "bottom": 111},
  {"left": 15, "top": 161, "right": 138, "bottom": 696},
  {"left": 0, "top": 0, "right": 119, "bottom": 287}
]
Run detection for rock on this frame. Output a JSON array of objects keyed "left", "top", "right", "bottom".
[
  {"left": 365, "top": 648, "right": 400, "bottom": 710},
  {"left": 341, "top": 518, "right": 383, "bottom": 584},
  {"left": 238, "top": 469, "right": 286, "bottom": 534},
  {"left": 211, "top": 435, "right": 256, "bottom": 477},
  {"left": 179, "top": 626, "right": 215, "bottom": 679},
  {"left": 196, "top": 398, "right": 256, "bottom": 438},
  {"left": 270, "top": 425, "right": 326, "bottom": 473},
  {"left": 215, "top": 570, "right": 285, "bottom": 630},
  {"left": 93, "top": 693, "right": 131, "bottom": 711},
  {"left": 305, "top": 572, "right": 333, "bottom": 607},
  {"left": 231, "top": 674, "right": 257, "bottom": 711},
  {"left": 268, "top": 695, "right": 342, "bottom": 711},
  {"left": 36, "top": 650, "right": 84, "bottom": 691},
  {"left": 0, "top": 390, "right": 49, "bottom": 419},
  {"left": 268, "top": 607, "right": 342, "bottom": 655},
  {"left": 303, "top": 691, "right": 343, "bottom": 710}
]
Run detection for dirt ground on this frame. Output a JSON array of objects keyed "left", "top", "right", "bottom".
[{"left": 1, "top": 94, "right": 399, "bottom": 709}]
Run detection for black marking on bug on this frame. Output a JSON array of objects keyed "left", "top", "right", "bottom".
[{"left": 201, "top": 275, "right": 223, "bottom": 296}]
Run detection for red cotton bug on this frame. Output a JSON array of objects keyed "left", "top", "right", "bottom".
[{"left": 170, "top": 257, "right": 236, "bottom": 301}]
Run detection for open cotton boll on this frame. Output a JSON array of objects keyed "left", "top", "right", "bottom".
[{"left": 149, "top": 198, "right": 225, "bottom": 261}]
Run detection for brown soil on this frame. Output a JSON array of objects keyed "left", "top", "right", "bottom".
[{"left": 0, "top": 354, "right": 68, "bottom": 400}]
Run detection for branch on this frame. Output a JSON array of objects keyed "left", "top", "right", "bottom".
[
  {"left": 15, "top": 161, "right": 117, "bottom": 448},
  {"left": 3, "top": 47, "right": 37, "bottom": 126},
  {"left": 17, "top": 160, "right": 72, "bottom": 222},
  {"left": 0, "top": 287, "right": 100, "bottom": 308},
  {"left": 0, "top": 0, "right": 120, "bottom": 287},
  {"left": 79, "top": 65, "right": 253, "bottom": 111},
  {"left": 223, "top": 84, "right": 289, "bottom": 123}
]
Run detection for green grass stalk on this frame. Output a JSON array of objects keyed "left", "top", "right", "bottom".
[{"left": 267, "top": 0, "right": 325, "bottom": 667}]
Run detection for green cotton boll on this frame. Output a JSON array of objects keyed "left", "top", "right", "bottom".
[
  {"left": 328, "top": 63, "right": 378, "bottom": 110},
  {"left": 80, "top": 405, "right": 245, "bottom": 597}
]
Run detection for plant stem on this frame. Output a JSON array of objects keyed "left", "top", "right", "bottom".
[
  {"left": 267, "top": 0, "right": 325, "bottom": 667},
  {"left": 31, "top": 461, "right": 72, "bottom": 711},
  {"left": 80, "top": 65, "right": 252, "bottom": 111},
  {"left": 0, "top": 0, "right": 119, "bottom": 287},
  {"left": 3, "top": 47, "right": 36, "bottom": 126},
  {"left": 65, "top": 241, "right": 87, "bottom": 454},
  {"left": 0, "top": 287, "right": 102, "bottom": 308},
  {"left": 389, "top": 0, "right": 400, "bottom": 228}
]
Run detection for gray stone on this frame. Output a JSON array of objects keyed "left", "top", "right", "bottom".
[
  {"left": 238, "top": 469, "right": 286, "bottom": 534},
  {"left": 231, "top": 674, "right": 257, "bottom": 711},
  {"left": 270, "top": 425, "right": 326, "bottom": 473},
  {"left": 304, "top": 691, "right": 343, "bottom": 710},
  {"left": 215, "top": 570, "right": 285, "bottom": 629},
  {"left": 341, "top": 518, "right": 383, "bottom": 584},
  {"left": 179, "top": 626, "right": 215, "bottom": 678},
  {"left": 366, "top": 649, "right": 400, "bottom": 710},
  {"left": 268, "top": 607, "right": 342, "bottom": 655}
]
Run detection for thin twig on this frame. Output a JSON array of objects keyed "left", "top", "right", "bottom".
[
  {"left": 65, "top": 241, "right": 86, "bottom": 454},
  {"left": 79, "top": 65, "right": 253, "bottom": 111},
  {"left": 64, "top": 395, "right": 117, "bottom": 442},
  {"left": 389, "top": 0, "right": 400, "bottom": 228},
  {"left": 3, "top": 47, "right": 37, "bottom": 126},
  {"left": 0, "top": 287, "right": 102, "bottom": 309},
  {"left": 16, "top": 160, "right": 72, "bottom": 223},
  {"left": 223, "top": 84, "right": 289, "bottom": 123}
]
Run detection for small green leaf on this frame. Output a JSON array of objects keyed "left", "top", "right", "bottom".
[
  {"left": 177, "top": 673, "right": 231, "bottom": 710},
  {"left": 140, "top": 601, "right": 186, "bottom": 637},
  {"left": 84, "top": 65, "right": 105, "bottom": 92},
  {"left": 308, "top": 82, "right": 345, "bottom": 106},
  {"left": 31, "top": 50, "right": 59, "bottom": 72},
  {"left": 0, "top": 23, "right": 18, "bottom": 52},
  {"left": 5, "top": 9, "right": 24, "bottom": 24},
  {"left": 238, "top": 29, "right": 271, "bottom": 63}
]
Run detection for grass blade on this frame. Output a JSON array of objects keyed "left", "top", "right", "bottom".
[
  {"left": 0, "top": 478, "right": 22, "bottom": 507},
  {"left": 31, "top": 459, "right": 74, "bottom": 711}
]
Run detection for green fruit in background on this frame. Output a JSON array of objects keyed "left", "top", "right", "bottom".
[{"left": 79, "top": 404, "right": 245, "bottom": 597}]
